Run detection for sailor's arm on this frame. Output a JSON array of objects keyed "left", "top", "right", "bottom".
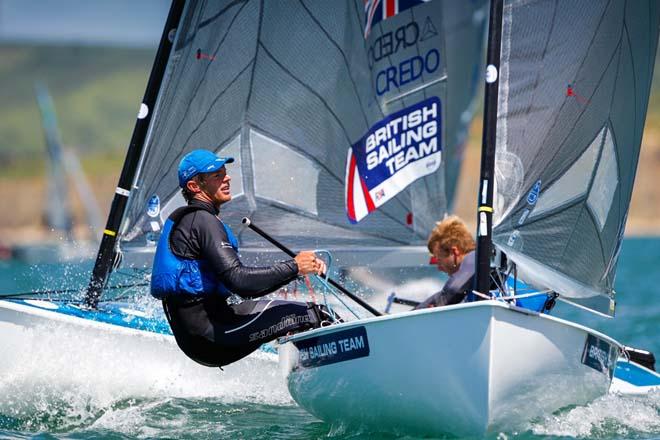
[
  {"left": 414, "top": 268, "right": 475, "bottom": 309},
  {"left": 198, "top": 220, "right": 321, "bottom": 298},
  {"left": 413, "top": 286, "right": 467, "bottom": 309},
  {"left": 218, "top": 252, "right": 299, "bottom": 298}
]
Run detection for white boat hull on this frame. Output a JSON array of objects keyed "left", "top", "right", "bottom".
[
  {"left": 0, "top": 299, "right": 279, "bottom": 400},
  {"left": 279, "top": 301, "right": 621, "bottom": 437}
]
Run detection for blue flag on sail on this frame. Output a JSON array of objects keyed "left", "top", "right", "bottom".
[{"left": 345, "top": 97, "right": 442, "bottom": 223}]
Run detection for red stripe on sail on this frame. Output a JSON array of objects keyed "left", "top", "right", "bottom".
[
  {"left": 360, "top": 173, "right": 376, "bottom": 212},
  {"left": 346, "top": 153, "right": 357, "bottom": 222}
]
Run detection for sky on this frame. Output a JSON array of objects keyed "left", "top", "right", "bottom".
[{"left": 0, "top": 0, "right": 170, "bottom": 47}]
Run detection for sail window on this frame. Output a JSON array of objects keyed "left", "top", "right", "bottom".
[
  {"left": 250, "top": 130, "right": 319, "bottom": 215},
  {"left": 587, "top": 127, "right": 618, "bottom": 230},
  {"left": 219, "top": 135, "right": 244, "bottom": 198},
  {"left": 160, "top": 191, "right": 186, "bottom": 223},
  {"left": 530, "top": 127, "right": 604, "bottom": 219},
  {"left": 494, "top": 150, "right": 525, "bottom": 226}
]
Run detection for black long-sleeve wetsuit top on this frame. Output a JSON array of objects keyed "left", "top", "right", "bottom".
[
  {"left": 414, "top": 250, "right": 476, "bottom": 309},
  {"left": 169, "top": 199, "right": 298, "bottom": 298}
]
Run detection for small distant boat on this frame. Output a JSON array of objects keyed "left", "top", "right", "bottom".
[{"left": 0, "top": 243, "right": 12, "bottom": 260}]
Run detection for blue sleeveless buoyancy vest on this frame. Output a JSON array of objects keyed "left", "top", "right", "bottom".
[{"left": 150, "top": 207, "right": 239, "bottom": 299}]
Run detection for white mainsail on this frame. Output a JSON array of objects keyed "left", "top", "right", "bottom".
[
  {"left": 116, "top": 0, "right": 486, "bottom": 269},
  {"left": 491, "top": 0, "right": 660, "bottom": 314}
]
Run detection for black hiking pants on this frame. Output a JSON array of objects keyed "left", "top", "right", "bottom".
[{"left": 163, "top": 294, "right": 323, "bottom": 367}]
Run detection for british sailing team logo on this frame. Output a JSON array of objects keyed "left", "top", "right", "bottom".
[
  {"left": 364, "top": 0, "right": 431, "bottom": 38},
  {"left": 345, "top": 97, "right": 442, "bottom": 223}
]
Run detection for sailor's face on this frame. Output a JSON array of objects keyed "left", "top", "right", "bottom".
[
  {"left": 432, "top": 243, "right": 458, "bottom": 275},
  {"left": 200, "top": 166, "right": 232, "bottom": 205}
]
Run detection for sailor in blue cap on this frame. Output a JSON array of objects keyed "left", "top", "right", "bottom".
[{"left": 151, "top": 149, "right": 331, "bottom": 367}]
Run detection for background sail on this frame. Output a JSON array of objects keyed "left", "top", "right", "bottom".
[
  {"left": 35, "top": 82, "right": 74, "bottom": 238},
  {"left": 492, "top": 0, "right": 660, "bottom": 313},
  {"left": 120, "top": 0, "right": 486, "bottom": 265},
  {"left": 35, "top": 83, "right": 104, "bottom": 239}
]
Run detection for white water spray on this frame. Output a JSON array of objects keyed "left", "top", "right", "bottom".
[{"left": 0, "top": 315, "right": 291, "bottom": 431}]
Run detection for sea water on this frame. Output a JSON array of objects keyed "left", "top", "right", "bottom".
[{"left": 0, "top": 238, "right": 658, "bottom": 439}]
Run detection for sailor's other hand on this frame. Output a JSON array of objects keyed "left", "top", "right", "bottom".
[{"left": 295, "top": 251, "right": 327, "bottom": 276}]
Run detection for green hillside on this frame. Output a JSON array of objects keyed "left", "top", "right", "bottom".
[{"left": 0, "top": 44, "right": 156, "bottom": 175}]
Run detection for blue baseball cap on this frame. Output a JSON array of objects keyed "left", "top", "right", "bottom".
[{"left": 178, "top": 149, "right": 234, "bottom": 188}]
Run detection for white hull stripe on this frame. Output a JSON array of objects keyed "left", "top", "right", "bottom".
[{"left": 224, "top": 299, "right": 275, "bottom": 334}]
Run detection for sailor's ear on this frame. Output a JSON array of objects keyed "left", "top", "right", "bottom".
[
  {"left": 450, "top": 246, "right": 461, "bottom": 258},
  {"left": 185, "top": 179, "right": 202, "bottom": 193}
]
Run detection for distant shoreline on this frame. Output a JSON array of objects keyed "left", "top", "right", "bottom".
[{"left": 0, "top": 221, "right": 657, "bottom": 250}]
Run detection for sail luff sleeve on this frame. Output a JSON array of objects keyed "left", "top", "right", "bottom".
[
  {"left": 475, "top": 0, "right": 504, "bottom": 294},
  {"left": 84, "top": 0, "right": 186, "bottom": 308}
]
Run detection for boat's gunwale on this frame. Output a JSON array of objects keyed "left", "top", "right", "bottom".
[
  {"left": 0, "top": 298, "right": 172, "bottom": 340},
  {"left": 279, "top": 300, "right": 623, "bottom": 350}
]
